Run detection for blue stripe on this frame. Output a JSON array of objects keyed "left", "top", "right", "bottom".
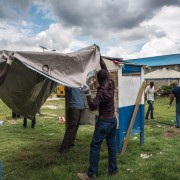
[
  {"left": 118, "top": 104, "right": 144, "bottom": 134},
  {"left": 116, "top": 104, "right": 144, "bottom": 152},
  {"left": 122, "top": 64, "right": 141, "bottom": 74}
]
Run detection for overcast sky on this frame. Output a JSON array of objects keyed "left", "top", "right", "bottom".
[{"left": 0, "top": 0, "right": 180, "bottom": 59}]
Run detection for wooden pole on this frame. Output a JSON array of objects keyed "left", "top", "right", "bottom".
[{"left": 121, "top": 81, "right": 146, "bottom": 156}]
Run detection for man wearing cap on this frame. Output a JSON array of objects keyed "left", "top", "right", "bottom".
[{"left": 78, "top": 56, "right": 117, "bottom": 180}]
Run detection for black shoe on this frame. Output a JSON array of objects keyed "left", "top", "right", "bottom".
[
  {"left": 77, "top": 173, "right": 96, "bottom": 180},
  {"left": 59, "top": 147, "right": 69, "bottom": 154},
  {"left": 22, "top": 125, "right": 27, "bottom": 129},
  {"left": 175, "top": 126, "right": 180, "bottom": 128},
  {"left": 145, "top": 117, "right": 149, "bottom": 120},
  {"left": 109, "top": 171, "right": 118, "bottom": 176},
  {"left": 68, "top": 144, "right": 74, "bottom": 149}
]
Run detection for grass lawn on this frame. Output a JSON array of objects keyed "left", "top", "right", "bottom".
[{"left": 0, "top": 96, "right": 180, "bottom": 180}]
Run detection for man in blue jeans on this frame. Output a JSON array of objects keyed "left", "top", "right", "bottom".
[
  {"left": 78, "top": 56, "right": 117, "bottom": 180},
  {"left": 145, "top": 81, "right": 155, "bottom": 120},
  {"left": 168, "top": 81, "right": 180, "bottom": 128}
]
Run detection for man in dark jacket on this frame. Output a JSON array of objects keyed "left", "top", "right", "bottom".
[
  {"left": 78, "top": 57, "right": 117, "bottom": 180},
  {"left": 168, "top": 81, "right": 180, "bottom": 128}
]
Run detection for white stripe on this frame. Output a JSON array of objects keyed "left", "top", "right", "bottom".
[{"left": 118, "top": 76, "right": 141, "bottom": 107}]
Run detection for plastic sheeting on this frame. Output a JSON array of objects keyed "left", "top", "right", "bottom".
[{"left": 0, "top": 44, "right": 100, "bottom": 119}]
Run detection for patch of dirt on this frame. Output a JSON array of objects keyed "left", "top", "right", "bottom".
[
  {"left": 164, "top": 128, "right": 180, "bottom": 138},
  {"left": 7, "top": 120, "right": 19, "bottom": 124},
  {"left": 47, "top": 97, "right": 62, "bottom": 101},
  {"left": 42, "top": 105, "right": 58, "bottom": 109}
]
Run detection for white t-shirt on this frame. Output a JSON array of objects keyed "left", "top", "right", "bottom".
[{"left": 145, "top": 85, "right": 155, "bottom": 101}]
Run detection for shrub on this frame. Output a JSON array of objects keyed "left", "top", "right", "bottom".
[{"left": 160, "top": 84, "right": 172, "bottom": 95}]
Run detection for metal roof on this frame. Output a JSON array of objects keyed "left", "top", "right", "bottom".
[
  {"left": 102, "top": 56, "right": 144, "bottom": 73},
  {"left": 126, "top": 53, "right": 180, "bottom": 67}
]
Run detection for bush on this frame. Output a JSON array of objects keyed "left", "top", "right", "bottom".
[{"left": 160, "top": 84, "right": 172, "bottom": 95}]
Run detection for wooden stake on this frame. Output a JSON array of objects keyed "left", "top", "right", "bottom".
[{"left": 121, "top": 81, "right": 146, "bottom": 156}]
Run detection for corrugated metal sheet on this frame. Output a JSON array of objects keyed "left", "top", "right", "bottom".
[{"left": 126, "top": 53, "right": 180, "bottom": 66}]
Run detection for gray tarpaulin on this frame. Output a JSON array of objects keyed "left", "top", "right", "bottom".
[{"left": 0, "top": 44, "right": 100, "bottom": 119}]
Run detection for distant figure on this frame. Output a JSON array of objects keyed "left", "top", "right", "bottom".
[
  {"left": 168, "top": 81, "right": 180, "bottom": 128},
  {"left": 145, "top": 81, "right": 155, "bottom": 120},
  {"left": 59, "top": 87, "right": 85, "bottom": 153},
  {"left": 23, "top": 117, "right": 36, "bottom": 129}
]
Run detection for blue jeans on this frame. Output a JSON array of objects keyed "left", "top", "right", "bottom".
[
  {"left": 145, "top": 100, "right": 154, "bottom": 119},
  {"left": 87, "top": 117, "right": 117, "bottom": 177},
  {"left": 176, "top": 102, "right": 180, "bottom": 127}
]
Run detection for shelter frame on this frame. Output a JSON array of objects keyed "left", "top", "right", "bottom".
[{"left": 116, "top": 63, "right": 145, "bottom": 152}]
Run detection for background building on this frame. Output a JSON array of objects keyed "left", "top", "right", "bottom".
[
  {"left": 127, "top": 53, "right": 180, "bottom": 73},
  {"left": 126, "top": 53, "right": 180, "bottom": 87}
]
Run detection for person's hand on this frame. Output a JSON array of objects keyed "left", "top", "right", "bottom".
[
  {"left": 81, "top": 84, "right": 91, "bottom": 96},
  {"left": 167, "top": 104, "right": 171, "bottom": 109},
  {"left": 6, "top": 52, "right": 14, "bottom": 65}
]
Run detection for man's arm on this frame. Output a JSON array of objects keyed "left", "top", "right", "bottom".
[
  {"left": 169, "top": 93, "right": 174, "bottom": 106},
  {"left": 100, "top": 56, "right": 108, "bottom": 71},
  {"left": 168, "top": 90, "right": 175, "bottom": 108},
  {"left": 100, "top": 56, "right": 111, "bottom": 80},
  {"left": 81, "top": 85, "right": 103, "bottom": 111}
]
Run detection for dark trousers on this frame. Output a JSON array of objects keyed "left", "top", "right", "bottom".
[
  {"left": 176, "top": 102, "right": 180, "bottom": 127},
  {"left": 87, "top": 117, "right": 118, "bottom": 177},
  {"left": 23, "top": 117, "right": 36, "bottom": 128},
  {"left": 12, "top": 111, "right": 20, "bottom": 119},
  {"left": 60, "top": 108, "right": 82, "bottom": 149},
  {"left": 145, "top": 100, "right": 154, "bottom": 119}
]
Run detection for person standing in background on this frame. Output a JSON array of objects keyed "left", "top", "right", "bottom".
[
  {"left": 145, "top": 81, "right": 155, "bottom": 120},
  {"left": 59, "top": 87, "right": 85, "bottom": 153},
  {"left": 168, "top": 81, "right": 180, "bottom": 128}
]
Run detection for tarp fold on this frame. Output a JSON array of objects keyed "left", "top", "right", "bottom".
[{"left": 0, "top": 44, "right": 100, "bottom": 119}]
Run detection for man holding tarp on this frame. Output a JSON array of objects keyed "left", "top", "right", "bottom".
[{"left": 78, "top": 57, "right": 118, "bottom": 180}]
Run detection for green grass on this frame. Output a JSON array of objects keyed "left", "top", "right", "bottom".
[{"left": 0, "top": 96, "right": 180, "bottom": 180}]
